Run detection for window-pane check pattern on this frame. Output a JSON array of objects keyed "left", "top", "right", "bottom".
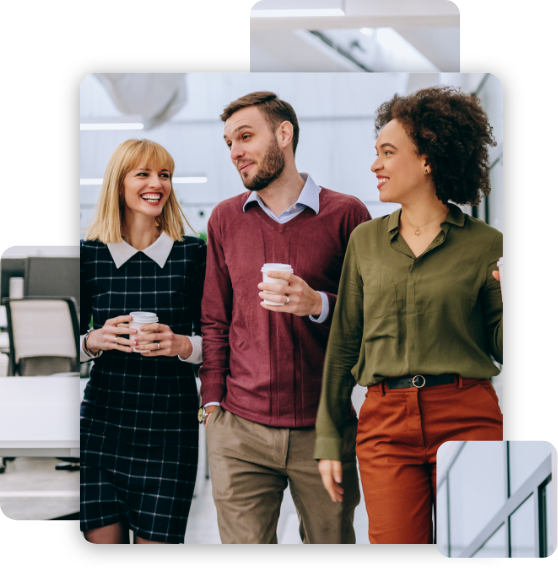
[{"left": 80, "top": 237, "right": 206, "bottom": 446}]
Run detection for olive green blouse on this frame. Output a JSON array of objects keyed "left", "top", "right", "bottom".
[{"left": 314, "top": 203, "right": 503, "bottom": 461}]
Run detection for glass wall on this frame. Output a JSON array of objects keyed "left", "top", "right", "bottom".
[
  {"left": 510, "top": 494, "right": 537, "bottom": 558},
  {"left": 471, "top": 524, "right": 506, "bottom": 558},
  {"left": 446, "top": 442, "right": 506, "bottom": 556},
  {"left": 437, "top": 441, "right": 555, "bottom": 558}
]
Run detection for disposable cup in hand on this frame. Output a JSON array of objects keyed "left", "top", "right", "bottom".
[
  {"left": 261, "top": 263, "right": 294, "bottom": 306},
  {"left": 129, "top": 311, "right": 159, "bottom": 352},
  {"left": 497, "top": 257, "right": 503, "bottom": 301}
]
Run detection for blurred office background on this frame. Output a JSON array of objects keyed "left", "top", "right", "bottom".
[
  {"left": 250, "top": 0, "right": 460, "bottom": 73},
  {"left": 77, "top": 71, "right": 503, "bottom": 542},
  {"left": 0, "top": 246, "right": 79, "bottom": 520},
  {"left": 437, "top": 441, "right": 557, "bottom": 558}
]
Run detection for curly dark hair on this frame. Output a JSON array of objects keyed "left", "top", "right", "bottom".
[{"left": 374, "top": 86, "right": 496, "bottom": 206}]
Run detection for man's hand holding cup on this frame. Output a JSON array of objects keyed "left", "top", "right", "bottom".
[{"left": 258, "top": 267, "right": 322, "bottom": 317}]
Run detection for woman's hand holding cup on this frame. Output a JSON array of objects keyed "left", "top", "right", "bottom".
[
  {"left": 86, "top": 315, "right": 137, "bottom": 355},
  {"left": 132, "top": 323, "right": 192, "bottom": 358}
]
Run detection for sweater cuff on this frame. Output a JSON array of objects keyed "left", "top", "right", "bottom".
[
  {"left": 313, "top": 436, "right": 343, "bottom": 461},
  {"left": 201, "top": 385, "right": 226, "bottom": 405},
  {"left": 178, "top": 335, "right": 203, "bottom": 364}
]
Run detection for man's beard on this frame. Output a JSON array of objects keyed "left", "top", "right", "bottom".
[{"left": 240, "top": 137, "right": 285, "bottom": 191}]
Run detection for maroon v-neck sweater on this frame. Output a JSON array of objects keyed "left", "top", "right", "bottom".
[{"left": 199, "top": 187, "right": 371, "bottom": 427}]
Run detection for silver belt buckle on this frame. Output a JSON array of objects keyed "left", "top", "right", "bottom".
[{"left": 412, "top": 375, "right": 426, "bottom": 388}]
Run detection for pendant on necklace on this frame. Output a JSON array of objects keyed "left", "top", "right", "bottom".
[{"left": 415, "top": 230, "right": 421, "bottom": 236}]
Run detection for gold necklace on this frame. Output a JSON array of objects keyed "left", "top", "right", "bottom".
[{"left": 405, "top": 208, "right": 449, "bottom": 236}]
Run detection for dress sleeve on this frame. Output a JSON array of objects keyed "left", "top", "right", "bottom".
[
  {"left": 79, "top": 242, "right": 97, "bottom": 363},
  {"left": 80, "top": 242, "right": 93, "bottom": 336},
  {"left": 192, "top": 238, "right": 206, "bottom": 338},
  {"left": 178, "top": 240, "right": 206, "bottom": 365}
]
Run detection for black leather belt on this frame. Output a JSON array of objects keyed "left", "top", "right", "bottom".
[{"left": 385, "top": 374, "right": 456, "bottom": 389}]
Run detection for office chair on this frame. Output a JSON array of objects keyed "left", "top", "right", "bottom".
[{"left": 4, "top": 297, "right": 80, "bottom": 472}]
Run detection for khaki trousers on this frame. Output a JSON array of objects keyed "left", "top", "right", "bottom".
[{"left": 206, "top": 407, "right": 360, "bottom": 544}]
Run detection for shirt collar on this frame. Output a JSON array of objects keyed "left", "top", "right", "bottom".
[
  {"left": 388, "top": 203, "right": 466, "bottom": 234},
  {"left": 443, "top": 203, "right": 466, "bottom": 227},
  {"left": 107, "top": 231, "right": 174, "bottom": 269},
  {"left": 242, "top": 173, "right": 321, "bottom": 214}
]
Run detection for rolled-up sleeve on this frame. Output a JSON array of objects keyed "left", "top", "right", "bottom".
[{"left": 314, "top": 233, "right": 363, "bottom": 461}]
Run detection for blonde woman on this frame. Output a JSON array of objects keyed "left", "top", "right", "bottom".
[{"left": 80, "top": 139, "right": 205, "bottom": 544}]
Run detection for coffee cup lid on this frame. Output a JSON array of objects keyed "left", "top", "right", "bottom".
[
  {"left": 261, "top": 263, "right": 294, "bottom": 273},
  {"left": 497, "top": 257, "right": 503, "bottom": 266},
  {"left": 130, "top": 311, "right": 159, "bottom": 323}
]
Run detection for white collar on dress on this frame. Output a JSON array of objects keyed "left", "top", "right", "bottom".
[{"left": 107, "top": 231, "right": 174, "bottom": 269}]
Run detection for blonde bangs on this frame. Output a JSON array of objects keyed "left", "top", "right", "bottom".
[{"left": 84, "top": 139, "right": 196, "bottom": 244}]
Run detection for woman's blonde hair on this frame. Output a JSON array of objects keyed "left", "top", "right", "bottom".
[{"left": 84, "top": 139, "right": 196, "bottom": 243}]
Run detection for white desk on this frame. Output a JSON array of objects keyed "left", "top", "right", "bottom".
[{"left": 0, "top": 377, "right": 82, "bottom": 458}]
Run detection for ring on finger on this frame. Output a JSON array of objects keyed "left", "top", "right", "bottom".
[
  {"left": 285, "top": 296, "right": 290, "bottom": 304},
  {"left": 157, "top": 342, "right": 160, "bottom": 350},
  {"left": 114, "top": 337, "right": 118, "bottom": 344}
]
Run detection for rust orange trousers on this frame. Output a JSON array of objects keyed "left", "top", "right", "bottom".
[{"left": 356, "top": 377, "right": 503, "bottom": 544}]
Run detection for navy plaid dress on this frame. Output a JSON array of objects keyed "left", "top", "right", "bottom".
[{"left": 80, "top": 236, "right": 205, "bottom": 543}]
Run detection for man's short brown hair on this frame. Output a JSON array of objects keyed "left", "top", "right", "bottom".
[{"left": 221, "top": 91, "right": 300, "bottom": 155}]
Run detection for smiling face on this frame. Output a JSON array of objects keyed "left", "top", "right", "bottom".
[
  {"left": 121, "top": 161, "right": 172, "bottom": 219},
  {"left": 224, "top": 105, "right": 286, "bottom": 191},
  {"left": 371, "top": 119, "right": 429, "bottom": 205}
]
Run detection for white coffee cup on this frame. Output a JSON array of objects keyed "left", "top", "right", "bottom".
[
  {"left": 129, "top": 311, "right": 159, "bottom": 353},
  {"left": 497, "top": 257, "right": 503, "bottom": 301},
  {"left": 261, "top": 263, "right": 294, "bottom": 305}
]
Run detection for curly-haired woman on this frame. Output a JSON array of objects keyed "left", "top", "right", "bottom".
[
  {"left": 314, "top": 86, "right": 503, "bottom": 544},
  {"left": 80, "top": 139, "right": 205, "bottom": 544}
]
